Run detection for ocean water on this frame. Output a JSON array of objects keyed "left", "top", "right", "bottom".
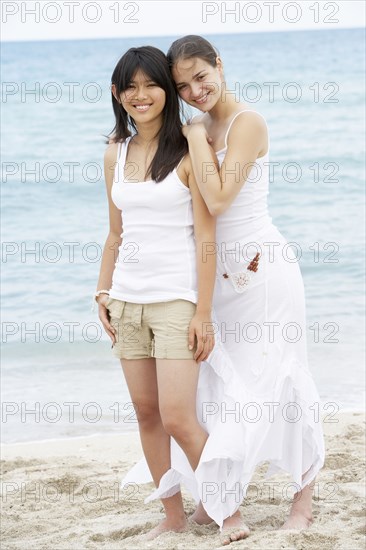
[{"left": 1, "top": 28, "right": 365, "bottom": 443}]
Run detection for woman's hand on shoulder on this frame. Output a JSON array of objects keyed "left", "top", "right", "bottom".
[{"left": 182, "top": 121, "right": 212, "bottom": 144}]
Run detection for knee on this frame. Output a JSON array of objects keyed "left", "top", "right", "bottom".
[
  {"left": 133, "top": 401, "right": 160, "bottom": 430},
  {"left": 160, "top": 408, "right": 197, "bottom": 441}
]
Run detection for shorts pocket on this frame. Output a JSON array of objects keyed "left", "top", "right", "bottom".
[
  {"left": 105, "top": 296, "right": 113, "bottom": 308},
  {"left": 106, "top": 298, "right": 125, "bottom": 319},
  {"left": 165, "top": 300, "right": 196, "bottom": 335}
]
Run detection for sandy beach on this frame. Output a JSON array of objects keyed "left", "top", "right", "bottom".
[{"left": 1, "top": 411, "right": 365, "bottom": 550}]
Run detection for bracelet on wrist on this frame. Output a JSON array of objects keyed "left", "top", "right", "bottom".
[{"left": 91, "top": 290, "right": 110, "bottom": 313}]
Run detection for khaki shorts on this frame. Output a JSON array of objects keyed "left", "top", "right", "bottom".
[{"left": 105, "top": 298, "right": 197, "bottom": 360}]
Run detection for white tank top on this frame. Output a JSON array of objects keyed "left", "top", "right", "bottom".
[
  {"left": 215, "top": 110, "right": 273, "bottom": 245},
  {"left": 108, "top": 137, "right": 197, "bottom": 304}
]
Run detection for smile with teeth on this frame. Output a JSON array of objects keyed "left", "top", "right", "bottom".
[
  {"left": 195, "top": 93, "right": 209, "bottom": 104},
  {"left": 133, "top": 104, "right": 152, "bottom": 112}
]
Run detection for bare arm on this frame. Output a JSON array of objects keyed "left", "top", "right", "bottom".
[
  {"left": 96, "top": 143, "right": 123, "bottom": 292},
  {"left": 183, "top": 156, "right": 216, "bottom": 362},
  {"left": 96, "top": 143, "right": 123, "bottom": 344},
  {"left": 185, "top": 112, "right": 268, "bottom": 216},
  {"left": 190, "top": 164, "right": 216, "bottom": 316}
]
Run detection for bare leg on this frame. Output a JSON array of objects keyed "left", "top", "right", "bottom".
[
  {"left": 280, "top": 477, "right": 315, "bottom": 530},
  {"left": 156, "top": 359, "right": 218, "bottom": 529},
  {"left": 121, "top": 359, "right": 187, "bottom": 538},
  {"left": 156, "top": 359, "right": 208, "bottom": 471},
  {"left": 157, "top": 359, "right": 250, "bottom": 540}
]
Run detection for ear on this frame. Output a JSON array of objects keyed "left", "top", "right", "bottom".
[
  {"left": 111, "top": 83, "right": 120, "bottom": 103},
  {"left": 216, "top": 56, "right": 224, "bottom": 74}
]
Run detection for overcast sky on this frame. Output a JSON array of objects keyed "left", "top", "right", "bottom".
[{"left": 1, "top": 0, "right": 364, "bottom": 42}]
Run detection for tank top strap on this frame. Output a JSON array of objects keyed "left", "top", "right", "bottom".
[
  {"left": 120, "top": 136, "right": 132, "bottom": 166},
  {"left": 116, "top": 141, "right": 123, "bottom": 162},
  {"left": 175, "top": 153, "right": 186, "bottom": 171},
  {"left": 113, "top": 137, "right": 132, "bottom": 183},
  {"left": 224, "top": 110, "right": 268, "bottom": 148}
]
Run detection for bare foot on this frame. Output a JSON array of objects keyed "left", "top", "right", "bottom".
[
  {"left": 144, "top": 516, "right": 188, "bottom": 540},
  {"left": 280, "top": 485, "right": 314, "bottom": 531},
  {"left": 190, "top": 501, "right": 214, "bottom": 525},
  {"left": 280, "top": 511, "right": 313, "bottom": 530},
  {"left": 220, "top": 510, "right": 250, "bottom": 546}
]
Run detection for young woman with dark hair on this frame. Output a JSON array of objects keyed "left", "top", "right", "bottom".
[{"left": 95, "top": 45, "right": 216, "bottom": 540}]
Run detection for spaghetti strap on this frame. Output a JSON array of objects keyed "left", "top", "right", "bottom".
[
  {"left": 113, "top": 137, "right": 132, "bottom": 183},
  {"left": 116, "top": 141, "right": 123, "bottom": 161},
  {"left": 175, "top": 155, "right": 185, "bottom": 171},
  {"left": 224, "top": 110, "right": 268, "bottom": 148},
  {"left": 117, "top": 136, "right": 132, "bottom": 170}
]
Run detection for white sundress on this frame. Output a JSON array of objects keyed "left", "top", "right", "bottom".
[{"left": 120, "top": 110, "right": 325, "bottom": 529}]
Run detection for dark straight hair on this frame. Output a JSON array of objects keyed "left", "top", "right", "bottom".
[
  {"left": 109, "top": 46, "right": 187, "bottom": 182},
  {"left": 167, "top": 35, "right": 219, "bottom": 69}
]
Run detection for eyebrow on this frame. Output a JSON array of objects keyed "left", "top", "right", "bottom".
[{"left": 176, "top": 70, "right": 206, "bottom": 86}]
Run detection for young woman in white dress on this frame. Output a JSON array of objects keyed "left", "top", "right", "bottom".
[{"left": 161, "top": 35, "right": 325, "bottom": 544}]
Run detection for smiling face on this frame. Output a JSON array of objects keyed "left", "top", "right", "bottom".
[
  {"left": 113, "top": 69, "right": 166, "bottom": 126},
  {"left": 172, "top": 57, "right": 223, "bottom": 111}
]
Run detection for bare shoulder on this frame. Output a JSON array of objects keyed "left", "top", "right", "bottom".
[
  {"left": 104, "top": 143, "right": 121, "bottom": 188},
  {"left": 232, "top": 109, "right": 267, "bottom": 132},
  {"left": 226, "top": 110, "right": 268, "bottom": 157},
  {"left": 104, "top": 141, "right": 120, "bottom": 164},
  {"left": 228, "top": 110, "right": 268, "bottom": 146}
]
